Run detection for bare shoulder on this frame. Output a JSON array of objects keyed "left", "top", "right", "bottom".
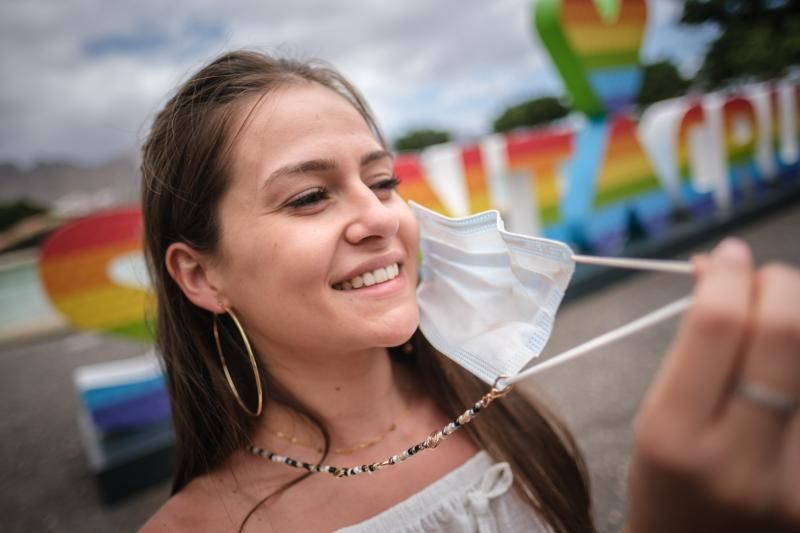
[
  {"left": 139, "top": 483, "right": 221, "bottom": 533},
  {"left": 139, "top": 494, "right": 188, "bottom": 532},
  {"left": 138, "top": 473, "right": 250, "bottom": 532},
  {"left": 139, "top": 458, "right": 293, "bottom": 533}
]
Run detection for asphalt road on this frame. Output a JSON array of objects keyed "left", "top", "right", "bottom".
[{"left": 2, "top": 202, "right": 798, "bottom": 532}]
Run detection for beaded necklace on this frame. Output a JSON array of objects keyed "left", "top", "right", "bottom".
[{"left": 246, "top": 380, "right": 511, "bottom": 478}]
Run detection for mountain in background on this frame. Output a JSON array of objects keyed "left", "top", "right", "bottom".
[{"left": 0, "top": 154, "right": 141, "bottom": 216}]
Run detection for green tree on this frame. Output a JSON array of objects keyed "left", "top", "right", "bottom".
[
  {"left": 0, "top": 200, "right": 47, "bottom": 232},
  {"left": 637, "top": 61, "right": 691, "bottom": 107},
  {"left": 681, "top": 0, "right": 800, "bottom": 88},
  {"left": 393, "top": 129, "right": 451, "bottom": 152},
  {"left": 492, "top": 97, "right": 569, "bottom": 134}
]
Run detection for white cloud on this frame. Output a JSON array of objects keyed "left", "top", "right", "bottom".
[
  {"left": 643, "top": 0, "right": 720, "bottom": 74},
  {"left": 0, "top": 0, "right": 714, "bottom": 166}
]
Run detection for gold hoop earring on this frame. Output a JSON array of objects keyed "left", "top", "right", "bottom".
[{"left": 213, "top": 307, "right": 264, "bottom": 417}]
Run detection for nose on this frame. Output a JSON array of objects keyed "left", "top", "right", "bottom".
[{"left": 344, "top": 184, "right": 400, "bottom": 244}]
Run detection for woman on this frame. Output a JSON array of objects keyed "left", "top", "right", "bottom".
[{"left": 140, "top": 51, "right": 800, "bottom": 532}]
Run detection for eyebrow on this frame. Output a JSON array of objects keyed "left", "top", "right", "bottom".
[{"left": 264, "top": 150, "right": 394, "bottom": 189}]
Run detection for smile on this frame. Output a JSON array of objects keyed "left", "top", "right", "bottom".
[{"left": 333, "top": 263, "right": 401, "bottom": 291}]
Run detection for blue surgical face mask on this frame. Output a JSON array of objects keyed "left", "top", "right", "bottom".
[{"left": 410, "top": 201, "right": 575, "bottom": 386}]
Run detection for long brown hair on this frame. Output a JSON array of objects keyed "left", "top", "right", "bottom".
[{"left": 141, "top": 50, "right": 594, "bottom": 533}]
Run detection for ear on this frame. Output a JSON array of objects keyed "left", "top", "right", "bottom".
[{"left": 165, "top": 242, "right": 227, "bottom": 314}]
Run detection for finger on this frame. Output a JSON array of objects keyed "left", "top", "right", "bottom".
[
  {"left": 646, "top": 238, "right": 754, "bottom": 429},
  {"left": 781, "top": 414, "right": 800, "bottom": 523},
  {"left": 720, "top": 263, "right": 800, "bottom": 454},
  {"left": 705, "top": 264, "right": 800, "bottom": 517}
]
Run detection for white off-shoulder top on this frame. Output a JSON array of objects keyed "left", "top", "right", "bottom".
[{"left": 335, "top": 451, "right": 551, "bottom": 533}]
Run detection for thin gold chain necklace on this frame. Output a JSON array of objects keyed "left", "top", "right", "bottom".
[{"left": 265, "top": 408, "right": 411, "bottom": 455}]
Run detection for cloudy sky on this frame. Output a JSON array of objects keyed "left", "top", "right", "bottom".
[{"left": 0, "top": 0, "right": 717, "bottom": 167}]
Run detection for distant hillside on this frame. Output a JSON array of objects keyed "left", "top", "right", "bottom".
[{"left": 0, "top": 155, "right": 141, "bottom": 215}]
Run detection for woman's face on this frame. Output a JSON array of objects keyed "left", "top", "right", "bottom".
[{"left": 211, "top": 83, "right": 419, "bottom": 358}]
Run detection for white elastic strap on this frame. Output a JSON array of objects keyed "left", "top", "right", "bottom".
[
  {"left": 572, "top": 255, "right": 693, "bottom": 275},
  {"left": 507, "top": 296, "right": 692, "bottom": 385}
]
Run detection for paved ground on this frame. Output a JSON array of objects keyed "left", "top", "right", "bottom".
[{"left": 2, "top": 202, "right": 799, "bottom": 532}]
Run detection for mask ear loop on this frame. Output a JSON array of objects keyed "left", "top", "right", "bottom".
[
  {"left": 572, "top": 254, "right": 693, "bottom": 274},
  {"left": 246, "top": 376, "right": 513, "bottom": 478},
  {"left": 507, "top": 296, "right": 692, "bottom": 386}
]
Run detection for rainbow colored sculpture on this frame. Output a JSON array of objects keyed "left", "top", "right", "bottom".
[
  {"left": 392, "top": 0, "right": 799, "bottom": 253},
  {"left": 534, "top": 0, "right": 647, "bottom": 117},
  {"left": 39, "top": 207, "right": 152, "bottom": 341}
]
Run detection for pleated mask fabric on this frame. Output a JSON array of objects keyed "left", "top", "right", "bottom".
[{"left": 410, "top": 201, "right": 575, "bottom": 385}]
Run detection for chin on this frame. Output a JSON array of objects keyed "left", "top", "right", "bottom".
[{"left": 372, "top": 307, "right": 420, "bottom": 348}]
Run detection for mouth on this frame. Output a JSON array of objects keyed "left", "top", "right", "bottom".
[{"left": 333, "top": 263, "right": 401, "bottom": 291}]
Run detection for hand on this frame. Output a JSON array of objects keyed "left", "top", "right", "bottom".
[{"left": 625, "top": 238, "right": 800, "bottom": 533}]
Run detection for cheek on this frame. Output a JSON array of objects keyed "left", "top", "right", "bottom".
[
  {"left": 399, "top": 213, "right": 420, "bottom": 274},
  {"left": 263, "top": 227, "right": 336, "bottom": 292},
  {"left": 227, "top": 240, "right": 328, "bottom": 331},
  {"left": 398, "top": 206, "right": 420, "bottom": 252}
]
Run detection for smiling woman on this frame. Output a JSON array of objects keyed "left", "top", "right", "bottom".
[
  {"left": 138, "top": 50, "right": 592, "bottom": 533},
  {"left": 138, "top": 50, "right": 800, "bottom": 533}
]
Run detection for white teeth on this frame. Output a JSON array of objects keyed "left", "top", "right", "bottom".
[{"left": 337, "top": 262, "right": 401, "bottom": 290}]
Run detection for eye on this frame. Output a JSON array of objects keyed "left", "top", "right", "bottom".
[
  {"left": 285, "top": 187, "right": 330, "bottom": 209},
  {"left": 370, "top": 176, "right": 401, "bottom": 198}
]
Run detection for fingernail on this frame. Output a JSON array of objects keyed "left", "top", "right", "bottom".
[{"left": 713, "top": 237, "right": 750, "bottom": 264}]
